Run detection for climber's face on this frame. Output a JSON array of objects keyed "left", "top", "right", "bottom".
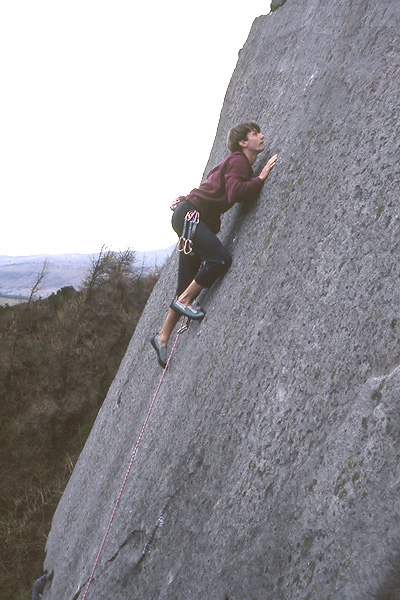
[
  {"left": 240, "top": 129, "right": 265, "bottom": 154},
  {"left": 247, "top": 129, "right": 265, "bottom": 153}
]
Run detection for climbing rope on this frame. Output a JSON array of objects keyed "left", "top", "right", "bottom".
[{"left": 80, "top": 318, "right": 189, "bottom": 600}]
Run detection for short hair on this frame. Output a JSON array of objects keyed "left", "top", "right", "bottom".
[{"left": 227, "top": 121, "right": 261, "bottom": 152}]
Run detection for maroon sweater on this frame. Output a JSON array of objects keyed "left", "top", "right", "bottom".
[{"left": 186, "top": 151, "right": 265, "bottom": 233}]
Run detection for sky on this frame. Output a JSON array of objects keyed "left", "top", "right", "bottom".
[{"left": 1, "top": 1, "right": 269, "bottom": 257}]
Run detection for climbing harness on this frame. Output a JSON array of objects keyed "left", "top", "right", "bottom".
[
  {"left": 80, "top": 317, "right": 190, "bottom": 600},
  {"left": 177, "top": 209, "right": 200, "bottom": 256}
]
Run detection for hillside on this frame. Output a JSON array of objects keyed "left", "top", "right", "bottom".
[
  {"left": 0, "top": 247, "right": 173, "bottom": 299},
  {"left": 44, "top": 1, "right": 400, "bottom": 599},
  {"left": 0, "top": 249, "right": 159, "bottom": 599}
]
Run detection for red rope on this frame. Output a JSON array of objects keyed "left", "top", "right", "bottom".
[{"left": 80, "top": 319, "right": 188, "bottom": 600}]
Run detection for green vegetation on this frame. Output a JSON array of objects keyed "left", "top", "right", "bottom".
[{"left": 0, "top": 248, "right": 160, "bottom": 599}]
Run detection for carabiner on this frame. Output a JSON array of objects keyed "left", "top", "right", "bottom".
[
  {"left": 183, "top": 239, "right": 193, "bottom": 255},
  {"left": 177, "top": 236, "right": 186, "bottom": 252},
  {"left": 177, "top": 320, "right": 190, "bottom": 334}
]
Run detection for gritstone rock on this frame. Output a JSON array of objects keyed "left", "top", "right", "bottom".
[
  {"left": 270, "top": 0, "right": 288, "bottom": 12},
  {"left": 44, "top": 0, "right": 400, "bottom": 598}
]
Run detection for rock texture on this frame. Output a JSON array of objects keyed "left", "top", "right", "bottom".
[{"left": 44, "top": 1, "right": 400, "bottom": 598}]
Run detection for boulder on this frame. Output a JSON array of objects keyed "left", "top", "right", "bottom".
[{"left": 44, "top": 0, "right": 400, "bottom": 598}]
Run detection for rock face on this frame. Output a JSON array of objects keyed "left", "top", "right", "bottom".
[
  {"left": 270, "top": 0, "right": 288, "bottom": 12},
  {"left": 44, "top": 1, "right": 400, "bottom": 598}
]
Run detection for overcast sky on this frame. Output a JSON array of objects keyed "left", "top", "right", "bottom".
[{"left": 1, "top": 1, "right": 269, "bottom": 256}]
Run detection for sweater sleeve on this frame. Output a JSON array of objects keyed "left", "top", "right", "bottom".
[{"left": 224, "top": 153, "right": 265, "bottom": 205}]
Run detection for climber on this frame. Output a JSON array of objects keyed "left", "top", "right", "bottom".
[
  {"left": 151, "top": 121, "right": 277, "bottom": 368},
  {"left": 32, "top": 570, "right": 53, "bottom": 599}
]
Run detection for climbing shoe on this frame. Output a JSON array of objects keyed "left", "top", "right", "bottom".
[
  {"left": 150, "top": 334, "right": 168, "bottom": 368},
  {"left": 169, "top": 298, "right": 205, "bottom": 320}
]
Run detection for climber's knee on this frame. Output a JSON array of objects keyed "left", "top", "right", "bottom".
[{"left": 195, "top": 252, "right": 232, "bottom": 288}]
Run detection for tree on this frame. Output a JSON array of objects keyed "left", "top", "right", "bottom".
[{"left": 26, "top": 259, "right": 49, "bottom": 308}]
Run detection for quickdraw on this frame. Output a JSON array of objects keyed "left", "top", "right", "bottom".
[{"left": 177, "top": 210, "right": 200, "bottom": 256}]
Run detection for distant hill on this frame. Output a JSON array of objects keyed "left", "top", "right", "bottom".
[{"left": 0, "top": 247, "right": 174, "bottom": 299}]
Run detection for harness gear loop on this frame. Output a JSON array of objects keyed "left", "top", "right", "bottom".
[
  {"left": 80, "top": 317, "right": 189, "bottom": 600},
  {"left": 177, "top": 210, "right": 200, "bottom": 257}
]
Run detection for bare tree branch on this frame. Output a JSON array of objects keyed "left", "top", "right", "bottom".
[{"left": 26, "top": 259, "right": 50, "bottom": 307}]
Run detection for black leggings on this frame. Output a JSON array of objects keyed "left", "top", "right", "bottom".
[{"left": 172, "top": 200, "right": 232, "bottom": 297}]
